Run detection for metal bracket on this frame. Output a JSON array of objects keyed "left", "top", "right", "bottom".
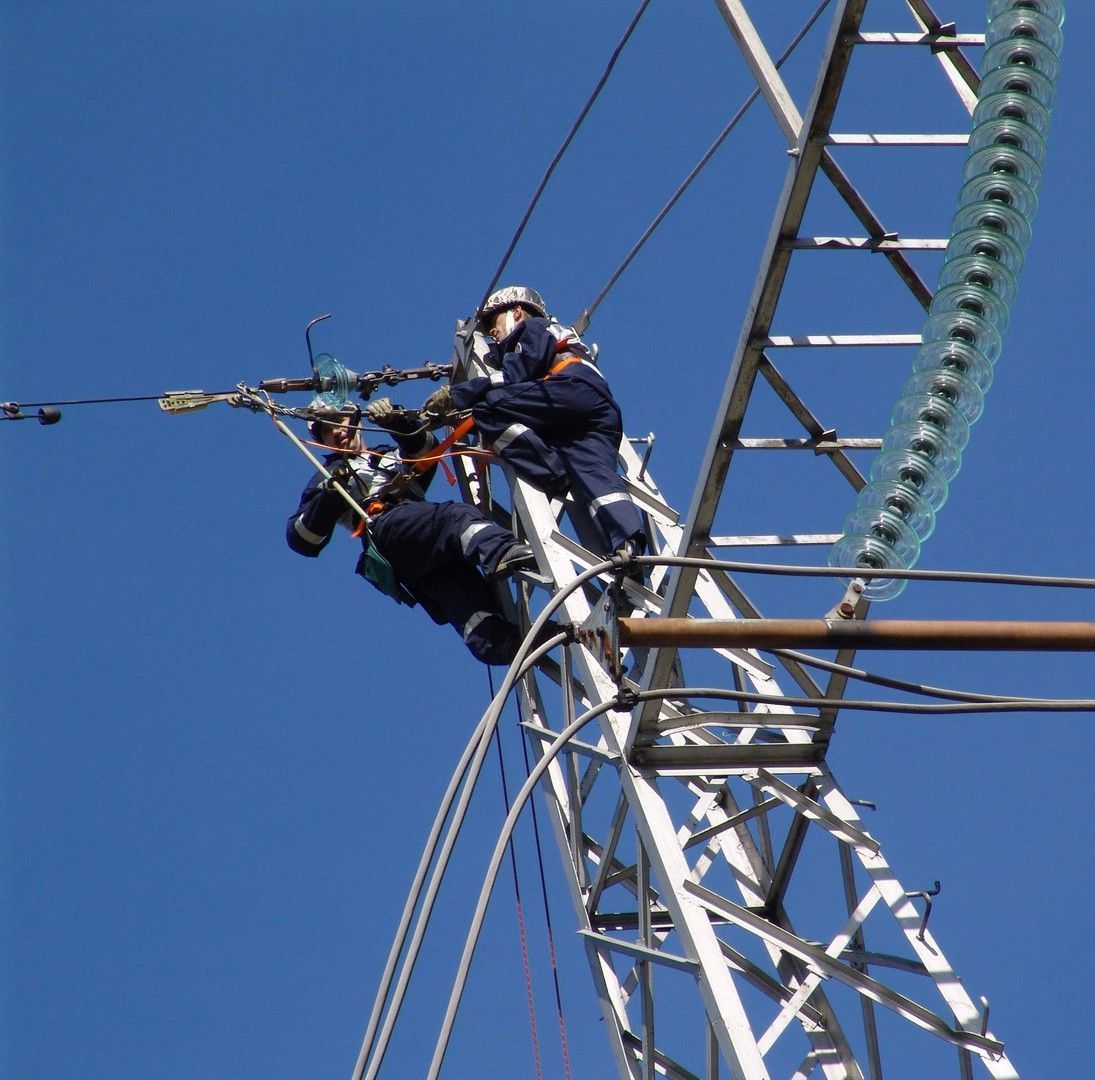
[
  {"left": 904, "top": 880, "right": 942, "bottom": 941},
  {"left": 825, "top": 577, "right": 866, "bottom": 621},
  {"left": 575, "top": 586, "right": 622, "bottom": 681}
]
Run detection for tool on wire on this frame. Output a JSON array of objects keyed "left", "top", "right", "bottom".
[
  {"left": 1, "top": 402, "right": 62, "bottom": 426},
  {"left": 157, "top": 313, "right": 454, "bottom": 418}
]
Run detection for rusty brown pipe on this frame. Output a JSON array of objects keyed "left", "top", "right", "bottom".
[{"left": 617, "top": 618, "right": 1095, "bottom": 651}]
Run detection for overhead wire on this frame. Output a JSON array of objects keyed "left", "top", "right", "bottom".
[
  {"left": 352, "top": 563, "right": 595, "bottom": 1080},
  {"left": 359, "top": 545, "right": 1095, "bottom": 1076},
  {"left": 474, "top": 0, "right": 655, "bottom": 321},
  {"left": 426, "top": 670, "right": 1095, "bottom": 1077},
  {"left": 575, "top": 0, "right": 834, "bottom": 331}
]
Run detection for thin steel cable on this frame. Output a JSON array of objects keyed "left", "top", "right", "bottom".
[
  {"left": 575, "top": 0, "right": 834, "bottom": 332},
  {"left": 773, "top": 649, "right": 1051, "bottom": 704},
  {"left": 632, "top": 553, "right": 1095, "bottom": 591},
  {"left": 474, "top": 0, "right": 655, "bottom": 322},
  {"left": 8, "top": 392, "right": 187, "bottom": 407}
]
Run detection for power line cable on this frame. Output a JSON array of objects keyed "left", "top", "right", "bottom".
[
  {"left": 574, "top": 0, "right": 834, "bottom": 332},
  {"left": 474, "top": 0, "right": 655, "bottom": 322}
]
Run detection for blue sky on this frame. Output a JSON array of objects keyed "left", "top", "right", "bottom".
[{"left": 2, "top": 2, "right": 1091, "bottom": 1077}]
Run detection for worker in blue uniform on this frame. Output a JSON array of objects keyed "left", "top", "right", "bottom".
[
  {"left": 286, "top": 398, "right": 537, "bottom": 665},
  {"left": 422, "top": 286, "right": 645, "bottom": 562}
]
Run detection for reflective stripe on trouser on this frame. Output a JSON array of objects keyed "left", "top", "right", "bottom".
[
  {"left": 461, "top": 610, "right": 521, "bottom": 666},
  {"left": 370, "top": 501, "right": 521, "bottom": 664},
  {"left": 473, "top": 378, "right": 644, "bottom": 553}
]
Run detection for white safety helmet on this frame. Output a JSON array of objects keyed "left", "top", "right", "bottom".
[
  {"left": 308, "top": 397, "right": 361, "bottom": 441},
  {"left": 480, "top": 285, "right": 548, "bottom": 325}
]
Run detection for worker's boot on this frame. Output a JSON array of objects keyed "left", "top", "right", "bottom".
[{"left": 490, "top": 542, "right": 538, "bottom": 580}]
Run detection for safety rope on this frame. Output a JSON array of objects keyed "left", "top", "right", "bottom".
[
  {"left": 487, "top": 670, "right": 543, "bottom": 1080},
  {"left": 488, "top": 662, "right": 575, "bottom": 1080},
  {"left": 517, "top": 717, "right": 574, "bottom": 1080}
]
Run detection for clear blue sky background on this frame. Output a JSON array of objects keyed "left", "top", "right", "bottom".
[{"left": 2, "top": 3, "right": 1091, "bottom": 1077}]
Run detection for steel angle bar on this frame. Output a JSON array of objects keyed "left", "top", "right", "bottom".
[
  {"left": 745, "top": 769, "right": 880, "bottom": 856},
  {"left": 700, "top": 566, "right": 825, "bottom": 701},
  {"left": 735, "top": 439, "right": 881, "bottom": 450},
  {"left": 578, "top": 929, "right": 699, "bottom": 975},
  {"left": 756, "top": 352, "right": 868, "bottom": 490},
  {"left": 713, "top": 0, "right": 804, "bottom": 142},
  {"left": 791, "top": 235, "right": 949, "bottom": 250},
  {"left": 825, "top": 133, "right": 969, "bottom": 146},
  {"left": 716, "top": 938, "right": 829, "bottom": 1028},
  {"left": 853, "top": 31, "right": 983, "bottom": 47},
  {"left": 643, "top": 712, "right": 822, "bottom": 737},
  {"left": 707, "top": 533, "right": 844, "bottom": 547},
  {"left": 637, "top": 1, "right": 867, "bottom": 727},
  {"left": 520, "top": 721, "right": 621, "bottom": 766},
  {"left": 763, "top": 334, "right": 922, "bottom": 346},
  {"left": 905, "top": 0, "right": 982, "bottom": 110},
  {"left": 619, "top": 1030, "right": 703, "bottom": 1080},
  {"left": 683, "top": 796, "right": 782, "bottom": 851},
  {"left": 757, "top": 885, "right": 884, "bottom": 1054},
  {"left": 631, "top": 742, "right": 826, "bottom": 774},
  {"left": 818, "top": 152, "right": 934, "bottom": 306},
  {"left": 815, "top": 780, "right": 1018, "bottom": 1078},
  {"left": 682, "top": 880, "right": 1006, "bottom": 1058},
  {"left": 586, "top": 794, "right": 631, "bottom": 916}
]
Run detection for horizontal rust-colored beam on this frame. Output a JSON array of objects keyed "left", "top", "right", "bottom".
[{"left": 616, "top": 618, "right": 1095, "bottom": 651}]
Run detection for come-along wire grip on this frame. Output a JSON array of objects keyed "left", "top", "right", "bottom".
[
  {"left": 158, "top": 389, "right": 247, "bottom": 414},
  {"left": 905, "top": 880, "right": 942, "bottom": 942}
]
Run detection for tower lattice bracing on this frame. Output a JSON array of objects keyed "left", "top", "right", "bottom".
[{"left": 364, "top": 2, "right": 1063, "bottom": 1076}]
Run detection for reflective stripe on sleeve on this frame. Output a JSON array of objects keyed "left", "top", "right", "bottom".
[
  {"left": 293, "top": 516, "right": 328, "bottom": 546},
  {"left": 489, "top": 370, "right": 506, "bottom": 386}
]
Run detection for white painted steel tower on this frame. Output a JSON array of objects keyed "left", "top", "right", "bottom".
[{"left": 359, "top": 3, "right": 1068, "bottom": 1076}]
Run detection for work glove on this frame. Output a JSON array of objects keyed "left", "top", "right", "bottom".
[
  {"left": 323, "top": 457, "right": 354, "bottom": 490},
  {"left": 364, "top": 396, "right": 416, "bottom": 432},
  {"left": 422, "top": 385, "right": 456, "bottom": 426}
]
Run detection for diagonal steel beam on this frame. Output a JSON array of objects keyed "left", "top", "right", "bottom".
[{"left": 636, "top": 0, "right": 868, "bottom": 733}]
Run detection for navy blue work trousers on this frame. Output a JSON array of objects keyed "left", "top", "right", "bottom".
[
  {"left": 471, "top": 378, "right": 644, "bottom": 554},
  {"left": 370, "top": 500, "right": 520, "bottom": 665}
]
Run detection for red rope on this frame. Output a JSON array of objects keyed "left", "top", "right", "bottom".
[{"left": 491, "top": 702, "right": 543, "bottom": 1080}]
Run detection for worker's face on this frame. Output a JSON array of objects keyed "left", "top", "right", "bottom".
[
  {"left": 487, "top": 305, "right": 524, "bottom": 340},
  {"left": 319, "top": 415, "right": 362, "bottom": 454}
]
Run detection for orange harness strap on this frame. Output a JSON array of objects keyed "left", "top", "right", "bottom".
[
  {"left": 351, "top": 416, "right": 479, "bottom": 538},
  {"left": 546, "top": 355, "right": 583, "bottom": 377}
]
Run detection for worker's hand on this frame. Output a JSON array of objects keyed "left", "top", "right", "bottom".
[
  {"left": 365, "top": 397, "right": 399, "bottom": 428},
  {"left": 324, "top": 458, "right": 354, "bottom": 489},
  {"left": 366, "top": 396, "right": 419, "bottom": 433},
  {"left": 422, "top": 385, "right": 455, "bottom": 425}
]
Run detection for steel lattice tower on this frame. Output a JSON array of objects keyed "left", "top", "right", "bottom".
[{"left": 363, "top": 2, "right": 1065, "bottom": 1077}]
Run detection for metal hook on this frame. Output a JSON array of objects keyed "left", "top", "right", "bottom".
[
  {"left": 305, "top": 313, "right": 333, "bottom": 374},
  {"left": 905, "top": 880, "right": 941, "bottom": 941}
]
